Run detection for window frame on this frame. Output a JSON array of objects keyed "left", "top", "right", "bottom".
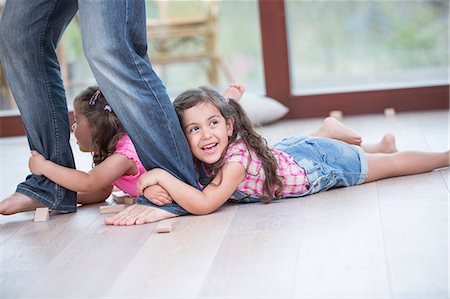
[
  {"left": 258, "top": 0, "right": 449, "bottom": 119},
  {"left": 1, "top": 0, "right": 448, "bottom": 137}
]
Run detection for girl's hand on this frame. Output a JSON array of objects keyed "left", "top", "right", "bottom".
[
  {"left": 136, "top": 168, "right": 165, "bottom": 195},
  {"left": 223, "top": 83, "right": 246, "bottom": 101},
  {"left": 143, "top": 185, "right": 173, "bottom": 206},
  {"left": 29, "top": 150, "right": 48, "bottom": 175}
]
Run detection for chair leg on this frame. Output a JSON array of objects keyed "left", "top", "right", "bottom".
[
  {"left": 216, "top": 57, "right": 235, "bottom": 84},
  {"left": 208, "top": 57, "right": 219, "bottom": 86}
]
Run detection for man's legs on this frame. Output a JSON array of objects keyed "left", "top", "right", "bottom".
[
  {"left": 78, "top": 0, "right": 198, "bottom": 223},
  {"left": 0, "top": 0, "right": 78, "bottom": 214}
]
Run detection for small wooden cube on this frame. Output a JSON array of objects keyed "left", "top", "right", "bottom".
[
  {"left": 112, "top": 195, "right": 125, "bottom": 204},
  {"left": 123, "top": 197, "right": 136, "bottom": 205},
  {"left": 34, "top": 207, "right": 49, "bottom": 222},
  {"left": 155, "top": 220, "right": 173, "bottom": 233},
  {"left": 329, "top": 110, "right": 343, "bottom": 120},
  {"left": 99, "top": 204, "right": 125, "bottom": 214},
  {"left": 384, "top": 107, "right": 396, "bottom": 117},
  {"left": 112, "top": 190, "right": 127, "bottom": 198},
  {"left": 112, "top": 190, "right": 135, "bottom": 205}
]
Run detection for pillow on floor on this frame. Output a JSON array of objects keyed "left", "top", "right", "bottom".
[{"left": 239, "top": 92, "right": 289, "bottom": 126}]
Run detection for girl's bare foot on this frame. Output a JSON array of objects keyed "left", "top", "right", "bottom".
[
  {"left": 223, "top": 83, "right": 245, "bottom": 101},
  {"left": 0, "top": 192, "right": 45, "bottom": 215},
  {"left": 312, "top": 117, "right": 362, "bottom": 145},
  {"left": 362, "top": 134, "right": 398, "bottom": 154},
  {"left": 104, "top": 204, "right": 177, "bottom": 226}
]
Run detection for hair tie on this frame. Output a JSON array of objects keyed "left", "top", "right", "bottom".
[
  {"left": 89, "top": 90, "right": 101, "bottom": 106},
  {"left": 224, "top": 97, "right": 230, "bottom": 104},
  {"left": 104, "top": 105, "right": 112, "bottom": 112}
]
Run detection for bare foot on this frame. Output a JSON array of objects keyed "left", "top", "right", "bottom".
[
  {"left": 312, "top": 117, "right": 362, "bottom": 145},
  {"left": 362, "top": 134, "right": 398, "bottom": 154},
  {"left": 0, "top": 192, "right": 45, "bottom": 215},
  {"left": 104, "top": 204, "right": 177, "bottom": 226},
  {"left": 223, "top": 83, "right": 246, "bottom": 101}
]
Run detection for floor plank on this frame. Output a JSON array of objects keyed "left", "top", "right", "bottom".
[
  {"left": 198, "top": 198, "right": 306, "bottom": 297},
  {"left": 291, "top": 184, "right": 391, "bottom": 298},
  {"left": 103, "top": 204, "right": 237, "bottom": 298},
  {"left": 377, "top": 172, "right": 448, "bottom": 298},
  {"left": 1, "top": 205, "right": 101, "bottom": 298},
  {"left": 1, "top": 110, "right": 448, "bottom": 298}
]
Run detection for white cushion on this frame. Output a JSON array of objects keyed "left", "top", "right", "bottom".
[{"left": 239, "top": 92, "right": 289, "bottom": 126}]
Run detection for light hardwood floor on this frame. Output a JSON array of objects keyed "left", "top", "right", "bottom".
[{"left": 1, "top": 110, "right": 448, "bottom": 298}]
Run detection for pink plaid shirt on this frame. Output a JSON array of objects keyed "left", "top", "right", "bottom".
[{"left": 223, "top": 140, "right": 310, "bottom": 199}]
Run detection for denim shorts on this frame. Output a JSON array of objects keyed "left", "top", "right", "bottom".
[{"left": 273, "top": 136, "right": 368, "bottom": 195}]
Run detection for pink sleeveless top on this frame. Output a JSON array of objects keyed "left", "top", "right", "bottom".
[{"left": 112, "top": 134, "right": 146, "bottom": 196}]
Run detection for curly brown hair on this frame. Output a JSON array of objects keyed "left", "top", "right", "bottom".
[
  {"left": 173, "top": 86, "right": 283, "bottom": 203},
  {"left": 73, "top": 86, "right": 123, "bottom": 166}
]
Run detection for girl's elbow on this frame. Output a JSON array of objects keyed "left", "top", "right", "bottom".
[
  {"left": 78, "top": 182, "right": 98, "bottom": 193},
  {"left": 187, "top": 205, "right": 216, "bottom": 215}
]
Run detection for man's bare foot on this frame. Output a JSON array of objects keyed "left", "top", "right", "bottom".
[
  {"left": 104, "top": 204, "right": 177, "bottom": 226},
  {"left": 312, "top": 117, "right": 362, "bottom": 145},
  {"left": 361, "top": 134, "right": 398, "bottom": 154},
  {"left": 0, "top": 192, "right": 45, "bottom": 215}
]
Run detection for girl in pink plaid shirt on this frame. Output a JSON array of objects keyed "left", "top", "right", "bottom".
[{"left": 126, "top": 85, "right": 449, "bottom": 218}]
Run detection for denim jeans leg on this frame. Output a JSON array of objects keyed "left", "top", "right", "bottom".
[
  {"left": 0, "top": 0, "right": 78, "bottom": 212},
  {"left": 78, "top": 0, "right": 198, "bottom": 215}
]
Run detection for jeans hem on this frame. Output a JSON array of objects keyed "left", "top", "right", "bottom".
[
  {"left": 353, "top": 145, "right": 369, "bottom": 184},
  {"left": 16, "top": 186, "right": 77, "bottom": 213},
  {"left": 136, "top": 196, "right": 190, "bottom": 216}
]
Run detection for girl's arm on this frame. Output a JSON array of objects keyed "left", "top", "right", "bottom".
[
  {"left": 143, "top": 185, "right": 173, "bottom": 206},
  {"left": 77, "top": 185, "right": 114, "bottom": 205},
  {"left": 137, "top": 162, "right": 246, "bottom": 215},
  {"left": 29, "top": 150, "right": 135, "bottom": 193}
]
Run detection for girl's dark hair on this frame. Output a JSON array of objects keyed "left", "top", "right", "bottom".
[
  {"left": 73, "top": 86, "right": 123, "bottom": 166},
  {"left": 173, "top": 86, "right": 283, "bottom": 203}
]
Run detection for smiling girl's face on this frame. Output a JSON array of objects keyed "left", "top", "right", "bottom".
[{"left": 181, "top": 101, "right": 233, "bottom": 165}]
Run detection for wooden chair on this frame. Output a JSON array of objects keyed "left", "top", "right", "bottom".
[{"left": 146, "top": 0, "right": 233, "bottom": 86}]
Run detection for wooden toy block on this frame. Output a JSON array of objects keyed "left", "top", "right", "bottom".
[
  {"left": 329, "top": 110, "right": 343, "bottom": 120},
  {"left": 99, "top": 204, "right": 125, "bottom": 214},
  {"left": 112, "top": 195, "right": 125, "bottom": 204},
  {"left": 384, "top": 107, "right": 396, "bottom": 117},
  {"left": 112, "top": 190, "right": 135, "bottom": 205},
  {"left": 34, "top": 207, "right": 49, "bottom": 222},
  {"left": 155, "top": 220, "right": 173, "bottom": 233},
  {"left": 123, "top": 197, "right": 136, "bottom": 205}
]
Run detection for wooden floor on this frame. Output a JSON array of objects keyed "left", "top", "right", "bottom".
[{"left": 1, "top": 110, "right": 448, "bottom": 298}]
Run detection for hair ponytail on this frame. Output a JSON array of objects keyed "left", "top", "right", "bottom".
[{"left": 74, "top": 86, "right": 123, "bottom": 166}]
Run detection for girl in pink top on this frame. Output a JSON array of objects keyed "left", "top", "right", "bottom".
[
  {"left": 28, "top": 87, "right": 169, "bottom": 205},
  {"left": 132, "top": 85, "right": 449, "bottom": 216}
]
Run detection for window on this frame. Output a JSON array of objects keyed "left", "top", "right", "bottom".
[
  {"left": 259, "top": 0, "right": 449, "bottom": 118},
  {"left": 286, "top": 0, "right": 448, "bottom": 95}
]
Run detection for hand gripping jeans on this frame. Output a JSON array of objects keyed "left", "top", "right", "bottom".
[{"left": 0, "top": 0, "right": 196, "bottom": 214}]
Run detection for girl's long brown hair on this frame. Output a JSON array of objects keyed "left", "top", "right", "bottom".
[
  {"left": 173, "top": 86, "right": 283, "bottom": 203},
  {"left": 74, "top": 86, "right": 123, "bottom": 166}
]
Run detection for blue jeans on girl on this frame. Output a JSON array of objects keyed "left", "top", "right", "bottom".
[{"left": 0, "top": 0, "right": 198, "bottom": 214}]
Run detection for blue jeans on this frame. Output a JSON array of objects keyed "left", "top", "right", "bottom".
[
  {"left": 0, "top": 0, "right": 195, "bottom": 214},
  {"left": 273, "top": 136, "right": 368, "bottom": 195}
]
